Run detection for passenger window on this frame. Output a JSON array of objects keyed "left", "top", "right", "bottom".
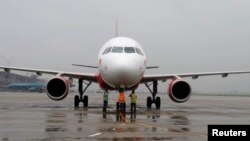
[
  {"left": 112, "top": 47, "right": 123, "bottom": 53},
  {"left": 135, "top": 48, "right": 144, "bottom": 56},
  {"left": 124, "top": 47, "right": 136, "bottom": 53}
]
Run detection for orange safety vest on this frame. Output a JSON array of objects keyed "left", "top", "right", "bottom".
[{"left": 118, "top": 92, "right": 125, "bottom": 103}]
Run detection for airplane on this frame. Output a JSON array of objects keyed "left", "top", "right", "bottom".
[
  {"left": 6, "top": 82, "right": 45, "bottom": 92},
  {"left": 1, "top": 30, "right": 250, "bottom": 109},
  {"left": 5, "top": 78, "right": 75, "bottom": 93}
]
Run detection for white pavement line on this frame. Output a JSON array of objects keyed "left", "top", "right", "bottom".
[{"left": 88, "top": 132, "right": 102, "bottom": 137}]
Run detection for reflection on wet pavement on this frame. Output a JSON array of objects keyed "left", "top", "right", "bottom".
[{"left": 0, "top": 92, "right": 250, "bottom": 141}]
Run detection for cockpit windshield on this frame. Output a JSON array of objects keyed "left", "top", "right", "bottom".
[
  {"left": 112, "top": 47, "right": 123, "bottom": 53},
  {"left": 102, "top": 47, "right": 112, "bottom": 55},
  {"left": 107, "top": 46, "right": 144, "bottom": 55},
  {"left": 135, "top": 48, "right": 144, "bottom": 56},
  {"left": 124, "top": 47, "right": 136, "bottom": 53}
]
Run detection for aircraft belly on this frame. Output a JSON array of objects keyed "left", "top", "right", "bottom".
[{"left": 102, "top": 72, "right": 142, "bottom": 89}]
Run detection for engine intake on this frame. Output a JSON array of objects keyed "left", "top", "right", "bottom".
[
  {"left": 168, "top": 79, "right": 191, "bottom": 103},
  {"left": 46, "top": 77, "right": 69, "bottom": 101}
]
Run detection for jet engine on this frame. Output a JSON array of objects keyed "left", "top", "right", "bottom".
[
  {"left": 46, "top": 77, "right": 69, "bottom": 101},
  {"left": 168, "top": 79, "right": 191, "bottom": 103}
]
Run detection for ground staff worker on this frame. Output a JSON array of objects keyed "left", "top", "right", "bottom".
[
  {"left": 103, "top": 90, "right": 109, "bottom": 111},
  {"left": 129, "top": 90, "right": 137, "bottom": 114},
  {"left": 118, "top": 90, "right": 126, "bottom": 113}
]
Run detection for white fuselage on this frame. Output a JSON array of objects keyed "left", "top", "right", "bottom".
[{"left": 98, "top": 37, "right": 146, "bottom": 89}]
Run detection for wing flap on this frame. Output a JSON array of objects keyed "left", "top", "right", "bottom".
[
  {"left": 142, "top": 71, "right": 250, "bottom": 82},
  {"left": 0, "top": 66, "right": 97, "bottom": 82},
  {"left": 72, "top": 64, "right": 98, "bottom": 69},
  {"left": 146, "top": 66, "right": 159, "bottom": 69}
]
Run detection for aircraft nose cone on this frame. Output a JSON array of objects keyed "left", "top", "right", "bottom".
[
  {"left": 112, "top": 58, "right": 138, "bottom": 84},
  {"left": 115, "top": 63, "right": 133, "bottom": 77}
]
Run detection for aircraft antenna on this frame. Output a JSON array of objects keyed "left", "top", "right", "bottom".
[{"left": 115, "top": 19, "right": 118, "bottom": 37}]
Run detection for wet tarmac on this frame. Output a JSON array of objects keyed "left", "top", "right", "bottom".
[{"left": 0, "top": 92, "right": 250, "bottom": 141}]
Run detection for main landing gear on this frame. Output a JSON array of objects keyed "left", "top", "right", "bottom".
[
  {"left": 74, "top": 79, "right": 92, "bottom": 108},
  {"left": 145, "top": 81, "right": 161, "bottom": 109}
]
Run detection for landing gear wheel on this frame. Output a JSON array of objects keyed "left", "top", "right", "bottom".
[
  {"left": 74, "top": 95, "right": 80, "bottom": 107},
  {"left": 77, "top": 79, "right": 92, "bottom": 108},
  {"left": 147, "top": 97, "right": 152, "bottom": 108},
  {"left": 83, "top": 95, "right": 88, "bottom": 107},
  {"left": 145, "top": 81, "right": 160, "bottom": 109},
  {"left": 156, "top": 97, "right": 161, "bottom": 109}
]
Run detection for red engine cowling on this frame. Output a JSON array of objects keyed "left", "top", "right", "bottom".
[
  {"left": 168, "top": 79, "right": 191, "bottom": 103},
  {"left": 46, "top": 77, "right": 69, "bottom": 101}
]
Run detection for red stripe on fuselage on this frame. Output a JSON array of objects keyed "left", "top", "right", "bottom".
[
  {"left": 95, "top": 73, "right": 115, "bottom": 90},
  {"left": 127, "top": 83, "right": 140, "bottom": 90},
  {"left": 95, "top": 73, "right": 142, "bottom": 91}
]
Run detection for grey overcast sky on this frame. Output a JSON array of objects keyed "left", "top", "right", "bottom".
[{"left": 1, "top": 0, "right": 250, "bottom": 93}]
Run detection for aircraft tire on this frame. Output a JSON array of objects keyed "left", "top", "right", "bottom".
[
  {"left": 74, "top": 95, "right": 80, "bottom": 107},
  {"left": 147, "top": 97, "right": 152, "bottom": 108},
  {"left": 156, "top": 97, "right": 161, "bottom": 109},
  {"left": 83, "top": 95, "right": 88, "bottom": 107}
]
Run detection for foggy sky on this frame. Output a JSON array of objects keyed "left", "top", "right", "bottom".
[{"left": 1, "top": 0, "right": 250, "bottom": 94}]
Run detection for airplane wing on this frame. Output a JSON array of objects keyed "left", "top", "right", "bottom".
[
  {"left": 141, "top": 71, "right": 250, "bottom": 82},
  {"left": 72, "top": 64, "right": 98, "bottom": 69},
  {"left": 0, "top": 66, "right": 97, "bottom": 82}
]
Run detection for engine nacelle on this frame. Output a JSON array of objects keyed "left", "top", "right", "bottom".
[
  {"left": 46, "top": 77, "right": 69, "bottom": 101},
  {"left": 168, "top": 79, "right": 191, "bottom": 103}
]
